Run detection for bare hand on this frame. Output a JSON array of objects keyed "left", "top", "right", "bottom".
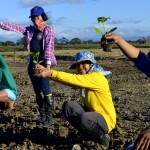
[
  {"left": 34, "top": 16, "right": 46, "bottom": 32},
  {"left": 135, "top": 126, "right": 150, "bottom": 150},
  {"left": 35, "top": 64, "right": 52, "bottom": 78},
  {"left": 105, "top": 33, "right": 121, "bottom": 44}
]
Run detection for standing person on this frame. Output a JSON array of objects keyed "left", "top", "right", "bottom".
[
  {"left": 105, "top": 33, "right": 150, "bottom": 150},
  {"left": 0, "top": 6, "right": 57, "bottom": 127},
  {"left": 35, "top": 51, "right": 116, "bottom": 149},
  {"left": 0, "top": 54, "right": 18, "bottom": 110}
]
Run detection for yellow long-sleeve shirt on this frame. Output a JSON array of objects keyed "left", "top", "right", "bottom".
[{"left": 51, "top": 70, "right": 116, "bottom": 132}]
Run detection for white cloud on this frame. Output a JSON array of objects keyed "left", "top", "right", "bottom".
[
  {"left": 19, "top": 0, "right": 85, "bottom": 7},
  {"left": 0, "top": 30, "right": 22, "bottom": 41}
]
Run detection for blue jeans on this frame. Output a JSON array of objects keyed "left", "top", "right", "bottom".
[{"left": 28, "top": 62, "right": 51, "bottom": 95}]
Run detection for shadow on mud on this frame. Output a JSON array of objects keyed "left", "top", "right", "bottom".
[{"left": 0, "top": 113, "right": 81, "bottom": 148}]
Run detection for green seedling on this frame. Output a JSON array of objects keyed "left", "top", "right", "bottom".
[
  {"left": 28, "top": 52, "right": 43, "bottom": 64},
  {"left": 28, "top": 52, "right": 44, "bottom": 76},
  {"left": 94, "top": 17, "right": 117, "bottom": 35}
]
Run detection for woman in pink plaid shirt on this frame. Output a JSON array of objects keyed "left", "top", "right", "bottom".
[{"left": 0, "top": 6, "right": 57, "bottom": 127}]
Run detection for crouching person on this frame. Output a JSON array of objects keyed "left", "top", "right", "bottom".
[
  {"left": 35, "top": 51, "right": 116, "bottom": 149},
  {"left": 0, "top": 54, "right": 18, "bottom": 110}
]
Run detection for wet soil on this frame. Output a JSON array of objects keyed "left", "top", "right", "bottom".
[{"left": 0, "top": 50, "right": 149, "bottom": 150}]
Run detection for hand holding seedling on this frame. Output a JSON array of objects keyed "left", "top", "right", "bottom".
[
  {"left": 35, "top": 64, "right": 52, "bottom": 78},
  {"left": 105, "top": 33, "right": 120, "bottom": 44},
  {"left": 28, "top": 52, "right": 44, "bottom": 76}
]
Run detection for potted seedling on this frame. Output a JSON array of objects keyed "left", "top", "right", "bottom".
[
  {"left": 28, "top": 52, "right": 43, "bottom": 75},
  {"left": 94, "top": 16, "right": 117, "bottom": 52}
]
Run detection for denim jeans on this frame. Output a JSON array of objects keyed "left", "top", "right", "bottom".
[{"left": 28, "top": 62, "right": 51, "bottom": 95}]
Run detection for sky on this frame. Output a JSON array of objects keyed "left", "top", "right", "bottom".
[{"left": 0, "top": 0, "right": 150, "bottom": 42}]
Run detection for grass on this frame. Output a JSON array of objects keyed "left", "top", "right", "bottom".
[
  {"left": 0, "top": 48, "right": 150, "bottom": 60},
  {"left": 55, "top": 48, "right": 150, "bottom": 57}
]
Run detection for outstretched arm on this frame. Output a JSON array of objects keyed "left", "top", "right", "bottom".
[
  {"left": 105, "top": 33, "right": 140, "bottom": 60},
  {"left": 0, "top": 22, "right": 26, "bottom": 35}
]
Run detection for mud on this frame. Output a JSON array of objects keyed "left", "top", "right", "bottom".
[{"left": 0, "top": 51, "right": 149, "bottom": 150}]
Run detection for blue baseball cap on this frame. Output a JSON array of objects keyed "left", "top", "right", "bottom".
[
  {"left": 29, "top": 6, "right": 45, "bottom": 18},
  {"left": 68, "top": 51, "right": 96, "bottom": 69}
]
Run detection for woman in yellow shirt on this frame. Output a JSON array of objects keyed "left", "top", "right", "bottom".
[{"left": 35, "top": 51, "right": 116, "bottom": 149}]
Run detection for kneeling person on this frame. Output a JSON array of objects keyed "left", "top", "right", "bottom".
[
  {"left": 35, "top": 51, "right": 116, "bottom": 149},
  {"left": 0, "top": 54, "right": 18, "bottom": 110}
]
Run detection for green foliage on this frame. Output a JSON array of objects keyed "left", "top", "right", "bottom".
[
  {"left": 28, "top": 52, "right": 43, "bottom": 64},
  {"left": 94, "top": 16, "right": 117, "bottom": 35},
  {"left": 17, "top": 36, "right": 27, "bottom": 47},
  {"left": 55, "top": 43, "right": 100, "bottom": 50},
  {"left": 55, "top": 45, "right": 63, "bottom": 50}
]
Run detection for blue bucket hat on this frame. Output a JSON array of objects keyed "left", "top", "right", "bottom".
[
  {"left": 29, "top": 6, "right": 45, "bottom": 18},
  {"left": 68, "top": 51, "right": 96, "bottom": 69}
]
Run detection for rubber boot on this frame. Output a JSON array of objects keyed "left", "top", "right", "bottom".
[
  {"left": 42, "top": 96, "right": 54, "bottom": 127},
  {"left": 91, "top": 123, "right": 109, "bottom": 149},
  {"left": 35, "top": 94, "right": 46, "bottom": 125},
  {"left": 82, "top": 122, "right": 109, "bottom": 149}
]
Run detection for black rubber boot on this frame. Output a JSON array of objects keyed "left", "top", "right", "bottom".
[
  {"left": 97, "top": 134, "right": 109, "bottom": 149},
  {"left": 82, "top": 122, "right": 109, "bottom": 149},
  {"left": 38, "top": 113, "right": 46, "bottom": 124},
  {"left": 35, "top": 94, "right": 46, "bottom": 125},
  {"left": 41, "top": 96, "right": 54, "bottom": 127}
]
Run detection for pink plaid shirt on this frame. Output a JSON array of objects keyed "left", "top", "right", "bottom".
[{"left": 0, "top": 22, "right": 57, "bottom": 66}]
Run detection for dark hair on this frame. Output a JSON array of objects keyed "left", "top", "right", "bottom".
[
  {"left": 41, "top": 13, "right": 48, "bottom": 21},
  {"left": 76, "top": 60, "right": 92, "bottom": 66},
  {"left": 31, "top": 12, "right": 48, "bottom": 21}
]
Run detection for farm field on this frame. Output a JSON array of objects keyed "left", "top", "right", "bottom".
[{"left": 0, "top": 48, "right": 150, "bottom": 150}]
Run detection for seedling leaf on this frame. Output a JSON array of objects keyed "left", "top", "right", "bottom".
[
  {"left": 93, "top": 27, "right": 103, "bottom": 35},
  {"left": 108, "top": 27, "right": 117, "bottom": 33},
  {"left": 97, "top": 17, "right": 111, "bottom": 23},
  {"left": 94, "top": 16, "right": 117, "bottom": 36},
  {"left": 28, "top": 52, "right": 43, "bottom": 64},
  {"left": 33, "top": 60, "right": 38, "bottom": 64}
]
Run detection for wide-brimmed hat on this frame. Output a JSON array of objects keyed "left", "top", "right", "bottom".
[
  {"left": 68, "top": 51, "right": 96, "bottom": 69},
  {"left": 29, "top": 6, "right": 45, "bottom": 18}
]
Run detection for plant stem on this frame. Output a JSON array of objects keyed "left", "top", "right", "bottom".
[{"left": 102, "top": 22, "right": 105, "bottom": 34}]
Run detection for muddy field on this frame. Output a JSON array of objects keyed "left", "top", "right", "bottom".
[{"left": 0, "top": 49, "right": 149, "bottom": 150}]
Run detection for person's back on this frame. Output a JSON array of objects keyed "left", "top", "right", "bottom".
[{"left": 0, "top": 54, "right": 18, "bottom": 110}]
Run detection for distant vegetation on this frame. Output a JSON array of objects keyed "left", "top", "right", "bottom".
[{"left": 1, "top": 35, "right": 150, "bottom": 51}]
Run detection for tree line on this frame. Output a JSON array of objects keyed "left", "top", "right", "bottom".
[{"left": 1, "top": 35, "right": 150, "bottom": 47}]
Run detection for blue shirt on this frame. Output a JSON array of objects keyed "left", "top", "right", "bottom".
[{"left": 134, "top": 51, "right": 150, "bottom": 78}]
